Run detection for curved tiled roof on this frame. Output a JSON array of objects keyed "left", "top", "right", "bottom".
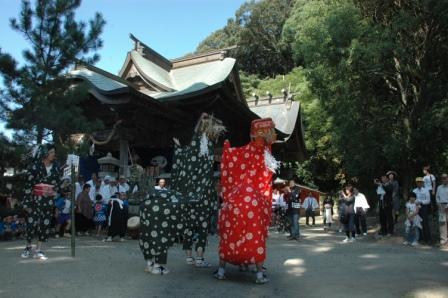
[
  {"left": 69, "top": 68, "right": 128, "bottom": 94},
  {"left": 119, "top": 50, "right": 236, "bottom": 100}
]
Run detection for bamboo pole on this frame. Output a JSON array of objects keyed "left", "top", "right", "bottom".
[{"left": 70, "top": 163, "right": 76, "bottom": 258}]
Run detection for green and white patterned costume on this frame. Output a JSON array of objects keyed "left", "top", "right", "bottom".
[
  {"left": 139, "top": 190, "right": 189, "bottom": 264},
  {"left": 23, "top": 144, "right": 62, "bottom": 243},
  {"left": 170, "top": 132, "right": 217, "bottom": 252}
]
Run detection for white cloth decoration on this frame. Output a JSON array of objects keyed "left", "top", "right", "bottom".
[
  {"left": 264, "top": 149, "right": 280, "bottom": 173},
  {"left": 108, "top": 198, "right": 124, "bottom": 226},
  {"left": 89, "top": 143, "right": 95, "bottom": 156},
  {"left": 199, "top": 133, "right": 209, "bottom": 157}
]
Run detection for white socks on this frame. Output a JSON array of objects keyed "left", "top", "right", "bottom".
[
  {"left": 256, "top": 272, "right": 263, "bottom": 279},
  {"left": 218, "top": 267, "right": 225, "bottom": 276}
]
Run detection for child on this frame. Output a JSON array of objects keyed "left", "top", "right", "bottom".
[
  {"left": 323, "top": 196, "right": 334, "bottom": 231},
  {"left": 93, "top": 195, "right": 107, "bottom": 237},
  {"left": 404, "top": 192, "right": 422, "bottom": 247},
  {"left": 54, "top": 193, "right": 72, "bottom": 238}
]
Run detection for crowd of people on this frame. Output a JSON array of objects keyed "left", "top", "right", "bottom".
[
  {"left": 0, "top": 196, "right": 26, "bottom": 240},
  {"left": 269, "top": 165, "right": 448, "bottom": 248},
  {"left": 4, "top": 135, "right": 448, "bottom": 287},
  {"left": 271, "top": 181, "right": 320, "bottom": 241},
  {"left": 373, "top": 167, "right": 448, "bottom": 247}
]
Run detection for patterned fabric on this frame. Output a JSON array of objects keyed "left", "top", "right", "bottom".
[
  {"left": 170, "top": 132, "right": 217, "bottom": 252},
  {"left": 139, "top": 190, "right": 189, "bottom": 264},
  {"left": 23, "top": 159, "right": 62, "bottom": 243},
  {"left": 93, "top": 203, "right": 107, "bottom": 224},
  {"left": 219, "top": 140, "right": 273, "bottom": 265}
]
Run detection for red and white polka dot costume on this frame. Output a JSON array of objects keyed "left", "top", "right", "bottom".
[{"left": 218, "top": 119, "right": 276, "bottom": 265}]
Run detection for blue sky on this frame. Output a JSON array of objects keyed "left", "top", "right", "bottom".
[{"left": 0, "top": 0, "right": 246, "bottom": 136}]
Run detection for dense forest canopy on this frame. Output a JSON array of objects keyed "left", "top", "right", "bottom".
[{"left": 198, "top": 0, "right": 448, "bottom": 197}]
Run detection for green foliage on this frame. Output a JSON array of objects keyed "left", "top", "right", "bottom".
[
  {"left": 241, "top": 66, "right": 343, "bottom": 192},
  {"left": 285, "top": 0, "right": 448, "bottom": 193},
  {"left": 197, "top": 0, "right": 296, "bottom": 77},
  {"left": 0, "top": 0, "right": 106, "bottom": 145}
]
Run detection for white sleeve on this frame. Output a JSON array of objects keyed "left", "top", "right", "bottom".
[{"left": 313, "top": 198, "right": 319, "bottom": 209}]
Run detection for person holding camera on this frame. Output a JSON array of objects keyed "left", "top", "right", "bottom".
[
  {"left": 287, "top": 181, "right": 301, "bottom": 240},
  {"left": 374, "top": 175, "right": 394, "bottom": 236}
]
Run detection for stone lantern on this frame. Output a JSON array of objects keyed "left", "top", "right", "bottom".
[{"left": 98, "top": 152, "right": 120, "bottom": 179}]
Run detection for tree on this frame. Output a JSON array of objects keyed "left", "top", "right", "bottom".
[
  {"left": 197, "top": 0, "right": 296, "bottom": 77},
  {"left": 285, "top": 0, "right": 448, "bottom": 195},
  {"left": 241, "top": 67, "right": 343, "bottom": 192},
  {"left": 0, "top": 0, "right": 106, "bottom": 145}
]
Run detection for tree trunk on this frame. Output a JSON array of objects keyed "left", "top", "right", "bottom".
[{"left": 36, "top": 126, "right": 44, "bottom": 144}]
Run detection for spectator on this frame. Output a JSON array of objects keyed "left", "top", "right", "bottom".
[
  {"left": 75, "top": 175, "right": 85, "bottom": 201},
  {"left": 155, "top": 178, "right": 167, "bottom": 190},
  {"left": 54, "top": 192, "right": 71, "bottom": 238},
  {"left": 93, "top": 194, "right": 107, "bottom": 237},
  {"left": 436, "top": 173, "right": 448, "bottom": 246},
  {"left": 274, "top": 186, "right": 288, "bottom": 233},
  {"left": 338, "top": 186, "right": 351, "bottom": 233},
  {"left": 118, "top": 175, "right": 130, "bottom": 194},
  {"left": 414, "top": 177, "right": 431, "bottom": 243},
  {"left": 322, "top": 196, "right": 334, "bottom": 231},
  {"left": 403, "top": 192, "right": 421, "bottom": 247},
  {"left": 287, "top": 181, "right": 301, "bottom": 240},
  {"left": 375, "top": 175, "right": 394, "bottom": 236},
  {"left": 341, "top": 186, "right": 356, "bottom": 243},
  {"left": 387, "top": 171, "right": 400, "bottom": 224},
  {"left": 302, "top": 192, "right": 319, "bottom": 226},
  {"left": 86, "top": 173, "right": 101, "bottom": 192},
  {"left": 100, "top": 176, "right": 115, "bottom": 204},
  {"left": 76, "top": 184, "right": 93, "bottom": 236},
  {"left": 423, "top": 166, "right": 437, "bottom": 217},
  {"left": 89, "top": 178, "right": 102, "bottom": 202},
  {"left": 354, "top": 188, "right": 370, "bottom": 236}
]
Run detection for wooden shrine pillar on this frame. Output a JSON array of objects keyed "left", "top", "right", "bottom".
[{"left": 119, "top": 138, "right": 129, "bottom": 177}]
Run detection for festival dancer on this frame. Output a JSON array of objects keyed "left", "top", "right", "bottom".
[
  {"left": 170, "top": 113, "right": 226, "bottom": 268},
  {"left": 135, "top": 163, "right": 190, "bottom": 275},
  {"left": 214, "top": 118, "right": 279, "bottom": 284},
  {"left": 21, "top": 144, "right": 62, "bottom": 260}
]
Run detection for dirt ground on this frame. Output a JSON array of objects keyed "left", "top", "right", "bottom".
[{"left": 1, "top": 216, "right": 448, "bottom": 298}]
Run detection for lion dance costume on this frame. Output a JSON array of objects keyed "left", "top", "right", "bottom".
[{"left": 218, "top": 118, "right": 279, "bottom": 266}]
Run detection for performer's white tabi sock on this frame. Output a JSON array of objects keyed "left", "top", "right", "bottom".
[{"left": 218, "top": 267, "right": 225, "bottom": 276}]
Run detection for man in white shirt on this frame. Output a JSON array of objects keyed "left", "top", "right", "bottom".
[
  {"left": 414, "top": 177, "right": 431, "bottom": 243},
  {"left": 86, "top": 173, "right": 101, "bottom": 192},
  {"left": 100, "top": 176, "right": 115, "bottom": 205},
  {"left": 302, "top": 192, "right": 319, "bottom": 226},
  {"left": 89, "top": 178, "right": 102, "bottom": 202},
  {"left": 154, "top": 178, "right": 167, "bottom": 190},
  {"left": 436, "top": 173, "right": 448, "bottom": 245},
  {"left": 75, "top": 175, "right": 85, "bottom": 200},
  {"left": 118, "top": 175, "right": 130, "bottom": 194}
]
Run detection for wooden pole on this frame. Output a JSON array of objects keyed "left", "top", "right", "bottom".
[{"left": 70, "top": 163, "right": 76, "bottom": 258}]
